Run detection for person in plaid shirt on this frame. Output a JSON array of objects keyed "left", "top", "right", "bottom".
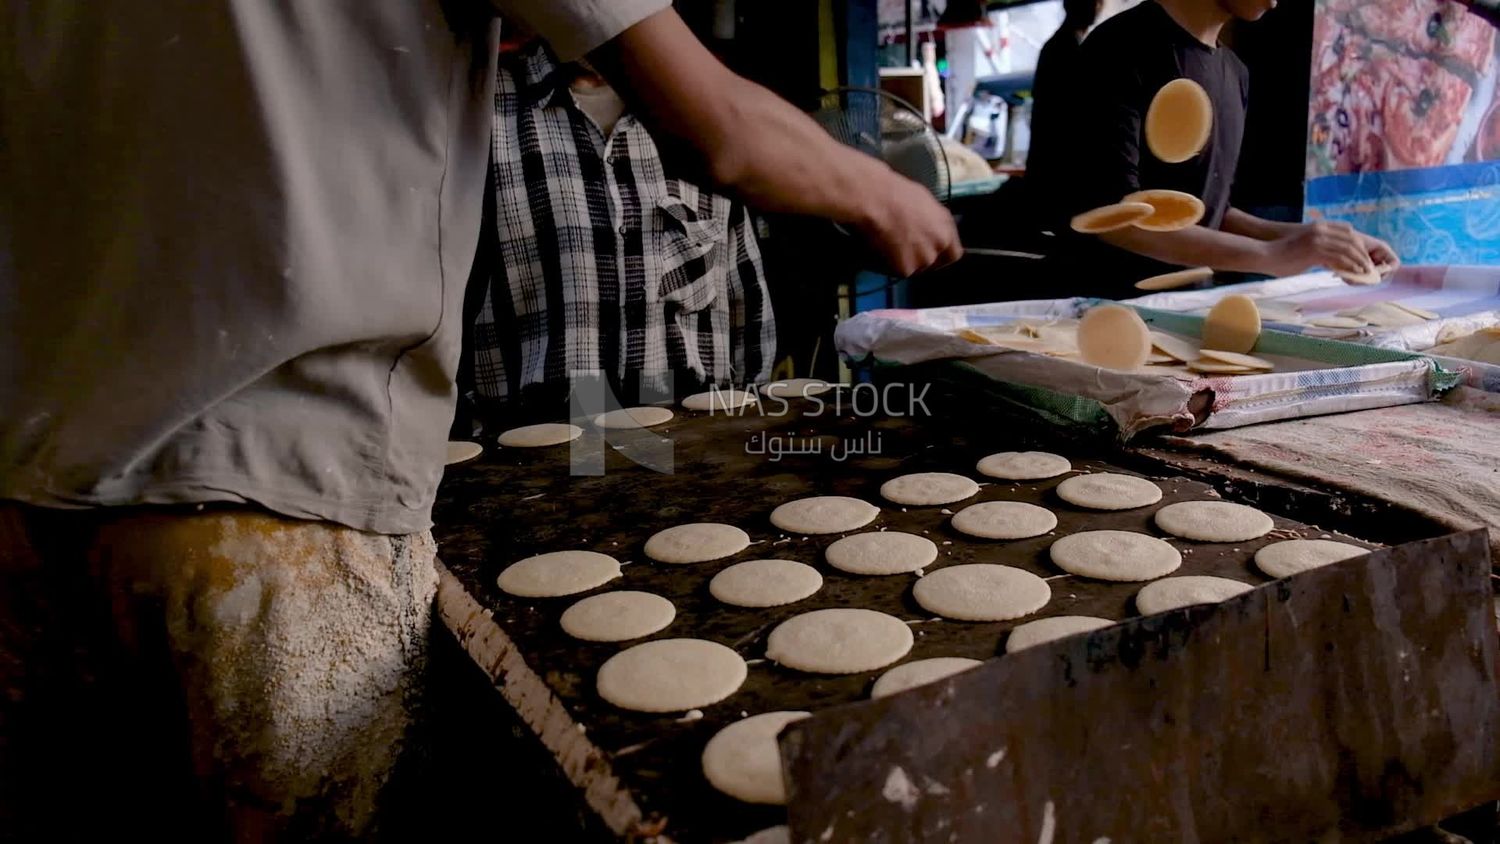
[{"left": 462, "top": 41, "right": 776, "bottom": 424}]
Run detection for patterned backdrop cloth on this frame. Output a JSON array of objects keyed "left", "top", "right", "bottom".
[
  {"left": 1305, "top": 0, "right": 1500, "bottom": 265},
  {"left": 1126, "top": 266, "right": 1500, "bottom": 390},
  {"left": 1167, "top": 387, "right": 1500, "bottom": 564}
]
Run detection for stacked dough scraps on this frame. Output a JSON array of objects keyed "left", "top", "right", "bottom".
[
  {"left": 956, "top": 319, "right": 1083, "bottom": 358},
  {"left": 1148, "top": 323, "right": 1276, "bottom": 377}
]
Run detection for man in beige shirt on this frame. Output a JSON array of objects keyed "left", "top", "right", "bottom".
[{"left": 0, "top": 1, "right": 958, "bottom": 838}]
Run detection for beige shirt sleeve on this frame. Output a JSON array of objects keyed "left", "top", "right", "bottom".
[{"left": 495, "top": 0, "right": 672, "bottom": 62}]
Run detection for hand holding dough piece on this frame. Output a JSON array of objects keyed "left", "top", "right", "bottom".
[
  {"left": 1337, "top": 262, "right": 1396, "bottom": 286},
  {"left": 1077, "top": 305, "right": 1152, "bottom": 370},
  {"left": 1145, "top": 78, "right": 1214, "bottom": 163}
]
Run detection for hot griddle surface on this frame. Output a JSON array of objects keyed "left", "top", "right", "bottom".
[{"left": 432, "top": 400, "right": 1377, "bottom": 842}]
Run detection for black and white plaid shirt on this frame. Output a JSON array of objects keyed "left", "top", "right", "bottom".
[{"left": 471, "top": 45, "right": 775, "bottom": 410}]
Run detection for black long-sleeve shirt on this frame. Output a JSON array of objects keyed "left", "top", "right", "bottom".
[{"left": 1027, "top": 1, "right": 1250, "bottom": 295}]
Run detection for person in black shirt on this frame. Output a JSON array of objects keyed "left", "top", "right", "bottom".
[
  {"left": 1027, "top": 0, "right": 1102, "bottom": 223},
  {"left": 1030, "top": 0, "right": 1396, "bottom": 296}
]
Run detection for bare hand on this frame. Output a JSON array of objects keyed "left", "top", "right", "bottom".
[
  {"left": 1260, "top": 220, "right": 1374, "bottom": 278},
  {"left": 854, "top": 170, "right": 962, "bottom": 277},
  {"left": 1358, "top": 231, "right": 1400, "bottom": 270}
]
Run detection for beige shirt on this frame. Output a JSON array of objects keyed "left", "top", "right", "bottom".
[{"left": 0, "top": 0, "right": 669, "bottom": 534}]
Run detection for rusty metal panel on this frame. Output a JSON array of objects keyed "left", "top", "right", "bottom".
[{"left": 781, "top": 531, "right": 1500, "bottom": 844}]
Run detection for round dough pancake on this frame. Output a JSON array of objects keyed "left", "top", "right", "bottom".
[
  {"left": 766, "top": 608, "right": 913, "bottom": 674},
  {"left": 1196, "top": 349, "right": 1274, "bottom": 370},
  {"left": 1154, "top": 501, "right": 1274, "bottom": 542},
  {"left": 594, "top": 406, "right": 675, "bottom": 429},
  {"left": 644, "top": 523, "right": 751, "bottom": 564},
  {"left": 710, "top": 559, "right": 824, "bottom": 608},
  {"left": 1203, "top": 294, "right": 1261, "bottom": 354},
  {"left": 498, "top": 422, "right": 583, "bottom": 448},
  {"left": 769, "top": 496, "right": 879, "bottom": 535},
  {"left": 1071, "top": 201, "right": 1156, "bottom": 234},
  {"left": 1145, "top": 78, "right": 1213, "bottom": 163},
  {"left": 738, "top": 827, "right": 791, "bottom": 844},
  {"left": 879, "top": 472, "right": 979, "bottom": 506},
  {"left": 950, "top": 501, "right": 1057, "bottom": 540},
  {"left": 1135, "top": 575, "right": 1253, "bottom": 615},
  {"left": 1150, "top": 331, "right": 1202, "bottom": 363},
  {"left": 497, "top": 550, "right": 622, "bottom": 598},
  {"left": 1004, "top": 615, "right": 1114, "bottom": 653},
  {"left": 1123, "top": 189, "right": 1206, "bottom": 232},
  {"left": 1055, "top": 473, "right": 1162, "bottom": 510},
  {"left": 445, "top": 441, "right": 483, "bottom": 465},
  {"left": 762, "top": 378, "right": 834, "bottom": 399},
  {"left": 682, "top": 389, "right": 759, "bottom": 412},
  {"left": 975, "top": 451, "right": 1072, "bottom": 480},
  {"left": 825, "top": 531, "right": 937, "bottom": 575},
  {"left": 870, "top": 657, "right": 983, "bottom": 698},
  {"left": 560, "top": 591, "right": 676, "bottom": 642},
  {"left": 701, "top": 710, "right": 811, "bottom": 805},
  {"left": 1078, "top": 304, "right": 1152, "bottom": 370},
  {"left": 596, "top": 638, "right": 747, "bottom": 712},
  {"left": 913, "top": 564, "right": 1051, "bottom": 622},
  {"left": 1049, "top": 530, "right": 1182, "bottom": 581},
  {"left": 1254, "top": 539, "right": 1367, "bottom": 578},
  {"left": 1135, "top": 266, "right": 1214, "bottom": 291},
  {"left": 1186, "top": 360, "right": 1256, "bottom": 375}
]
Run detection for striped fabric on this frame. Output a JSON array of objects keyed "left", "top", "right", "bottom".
[{"left": 473, "top": 44, "right": 774, "bottom": 412}]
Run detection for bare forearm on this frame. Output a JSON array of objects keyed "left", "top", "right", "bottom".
[
  {"left": 589, "top": 9, "right": 960, "bottom": 274},
  {"left": 594, "top": 11, "right": 893, "bottom": 227},
  {"left": 1099, "top": 225, "right": 1272, "bottom": 274},
  {"left": 1222, "top": 208, "right": 1302, "bottom": 241}
]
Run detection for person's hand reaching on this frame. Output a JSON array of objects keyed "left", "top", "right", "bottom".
[
  {"left": 852, "top": 168, "right": 963, "bottom": 277},
  {"left": 1357, "top": 230, "right": 1399, "bottom": 271},
  {"left": 1259, "top": 220, "right": 1374, "bottom": 278}
]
